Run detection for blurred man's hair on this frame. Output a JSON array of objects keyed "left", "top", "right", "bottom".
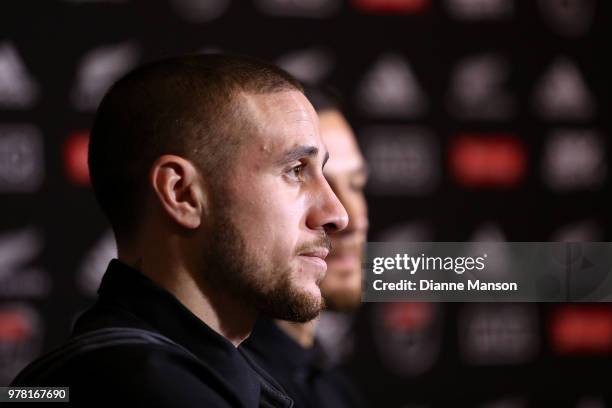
[
  {"left": 88, "top": 53, "right": 303, "bottom": 244},
  {"left": 303, "top": 84, "right": 345, "bottom": 115}
]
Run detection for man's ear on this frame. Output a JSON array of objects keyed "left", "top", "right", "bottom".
[{"left": 149, "top": 155, "right": 208, "bottom": 230}]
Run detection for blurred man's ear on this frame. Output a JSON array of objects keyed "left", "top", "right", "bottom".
[{"left": 149, "top": 155, "right": 208, "bottom": 230}]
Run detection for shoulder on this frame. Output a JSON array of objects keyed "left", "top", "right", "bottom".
[{"left": 14, "top": 340, "right": 235, "bottom": 407}]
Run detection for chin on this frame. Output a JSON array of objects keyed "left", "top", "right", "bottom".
[{"left": 301, "top": 282, "right": 323, "bottom": 304}]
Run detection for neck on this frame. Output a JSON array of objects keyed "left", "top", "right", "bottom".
[
  {"left": 118, "top": 249, "right": 255, "bottom": 347},
  {"left": 275, "top": 319, "right": 318, "bottom": 348}
]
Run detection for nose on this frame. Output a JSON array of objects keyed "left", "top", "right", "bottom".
[{"left": 306, "top": 177, "right": 349, "bottom": 234}]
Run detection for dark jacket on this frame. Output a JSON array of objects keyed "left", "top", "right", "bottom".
[
  {"left": 10, "top": 259, "right": 293, "bottom": 408},
  {"left": 241, "top": 317, "right": 364, "bottom": 408}
]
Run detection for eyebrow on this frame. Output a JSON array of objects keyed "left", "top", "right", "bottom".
[{"left": 276, "top": 145, "right": 329, "bottom": 168}]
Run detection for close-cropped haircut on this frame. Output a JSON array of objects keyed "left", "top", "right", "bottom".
[{"left": 88, "top": 53, "right": 303, "bottom": 243}]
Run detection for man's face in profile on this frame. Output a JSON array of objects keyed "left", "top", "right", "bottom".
[
  {"left": 203, "top": 90, "right": 348, "bottom": 322},
  {"left": 319, "top": 110, "right": 369, "bottom": 311}
]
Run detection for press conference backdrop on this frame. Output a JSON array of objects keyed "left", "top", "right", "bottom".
[{"left": 1, "top": 0, "right": 611, "bottom": 406}]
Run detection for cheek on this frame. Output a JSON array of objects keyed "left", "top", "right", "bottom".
[{"left": 229, "top": 180, "right": 307, "bottom": 259}]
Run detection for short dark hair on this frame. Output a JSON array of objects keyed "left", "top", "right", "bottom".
[{"left": 88, "top": 53, "right": 303, "bottom": 243}]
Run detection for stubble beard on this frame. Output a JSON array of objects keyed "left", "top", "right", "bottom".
[{"left": 203, "top": 202, "right": 323, "bottom": 323}]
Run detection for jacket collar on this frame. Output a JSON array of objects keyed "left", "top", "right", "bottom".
[
  {"left": 94, "top": 259, "right": 261, "bottom": 408},
  {"left": 244, "top": 317, "right": 321, "bottom": 374}
]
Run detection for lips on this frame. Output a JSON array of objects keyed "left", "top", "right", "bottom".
[
  {"left": 298, "top": 248, "right": 329, "bottom": 276},
  {"left": 299, "top": 248, "right": 330, "bottom": 260}
]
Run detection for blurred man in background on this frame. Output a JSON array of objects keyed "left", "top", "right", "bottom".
[{"left": 242, "top": 86, "right": 369, "bottom": 408}]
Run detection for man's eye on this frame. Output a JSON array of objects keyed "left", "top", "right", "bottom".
[{"left": 287, "top": 164, "right": 306, "bottom": 181}]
